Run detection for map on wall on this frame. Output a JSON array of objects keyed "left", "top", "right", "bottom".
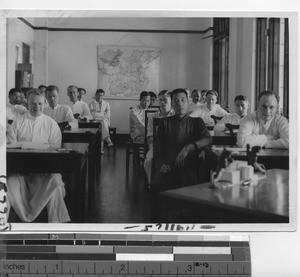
[{"left": 97, "top": 46, "right": 161, "bottom": 98}]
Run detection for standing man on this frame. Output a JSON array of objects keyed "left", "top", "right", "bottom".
[
  {"left": 152, "top": 88, "right": 212, "bottom": 191},
  {"left": 214, "top": 95, "right": 249, "bottom": 132},
  {"left": 143, "top": 90, "right": 175, "bottom": 184},
  {"left": 190, "top": 90, "right": 228, "bottom": 126},
  {"left": 7, "top": 88, "right": 70, "bottom": 223},
  {"left": 89, "top": 89, "right": 113, "bottom": 153},
  {"left": 237, "top": 91, "right": 289, "bottom": 149},
  {"left": 44, "top": 85, "right": 78, "bottom": 128},
  {"left": 130, "top": 91, "right": 151, "bottom": 143},
  {"left": 66, "top": 85, "right": 92, "bottom": 120}
]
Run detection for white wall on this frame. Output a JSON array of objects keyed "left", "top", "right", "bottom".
[
  {"left": 7, "top": 18, "right": 35, "bottom": 91},
  {"left": 44, "top": 27, "right": 212, "bottom": 133}
]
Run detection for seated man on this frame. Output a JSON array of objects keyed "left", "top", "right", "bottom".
[
  {"left": 38, "top": 85, "right": 49, "bottom": 108},
  {"left": 149, "top": 91, "right": 157, "bottom": 107},
  {"left": 237, "top": 91, "right": 289, "bottom": 149},
  {"left": 130, "top": 91, "right": 151, "bottom": 143},
  {"left": 44, "top": 85, "right": 78, "bottom": 129},
  {"left": 199, "top": 89, "right": 208, "bottom": 104},
  {"left": 214, "top": 95, "right": 249, "bottom": 132},
  {"left": 143, "top": 90, "right": 175, "bottom": 184},
  {"left": 77, "top": 87, "right": 87, "bottom": 101},
  {"left": 89, "top": 89, "right": 113, "bottom": 153},
  {"left": 188, "top": 89, "right": 203, "bottom": 112},
  {"left": 66, "top": 85, "right": 92, "bottom": 120},
  {"left": 152, "top": 88, "right": 212, "bottom": 191},
  {"left": 6, "top": 88, "right": 27, "bottom": 126},
  {"left": 6, "top": 88, "right": 70, "bottom": 223},
  {"left": 190, "top": 89, "right": 228, "bottom": 126}
]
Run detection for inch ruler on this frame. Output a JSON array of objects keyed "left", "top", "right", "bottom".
[{"left": 0, "top": 234, "right": 251, "bottom": 277}]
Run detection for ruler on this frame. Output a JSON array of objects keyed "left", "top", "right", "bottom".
[{"left": 0, "top": 234, "right": 251, "bottom": 276}]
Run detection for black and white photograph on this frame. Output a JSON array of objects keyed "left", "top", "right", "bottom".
[
  {"left": 1, "top": 12, "right": 296, "bottom": 230},
  {"left": 0, "top": 3, "right": 299, "bottom": 276}
]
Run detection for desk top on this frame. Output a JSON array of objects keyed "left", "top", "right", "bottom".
[
  {"left": 212, "top": 146, "right": 289, "bottom": 157},
  {"left": 63, "top": 128, "right": 99, "bottom": 134},
  {"left": 7, "top": 142, "right": 89, "bottom": 155},
  {"left": 161, "top": 169, "right": 289, "bottom": 218}
]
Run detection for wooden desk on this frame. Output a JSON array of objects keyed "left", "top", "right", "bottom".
[
  {"left": 6, "top": 143, "right": 89, "bottom": 223},
  {"left": 212, "top": 146, "right": 289, "bottom": 169},
  {"left": 62, "top": 128, "right": 101, "bottom": 205},
  {"left": 159, "top": 169, "right": 289, "bottom": 223},
  {"left": 78, "top": 119, "right": 102, "bottom": 129},
  {"left": 211, "top": 131, "right": 237, "bottom": 146}
]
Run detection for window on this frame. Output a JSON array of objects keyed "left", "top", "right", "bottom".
[
  {"left": 255, "top": 18, "right": 289, "bottom": 117},
  {"left": 212, "top": 18, "right": 230, "bottom": 110}
]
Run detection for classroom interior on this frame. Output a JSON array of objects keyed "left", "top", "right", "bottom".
[{"left": 4, "top": 15, "right": 292, "bottom": 225}]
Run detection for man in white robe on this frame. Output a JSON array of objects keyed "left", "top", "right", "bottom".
[
  {"left": 130, "top": 91, "right": 151, "bottom": 143},
  {"left": 66, "top": 85, "right": 92, "bottom": 120},
  {"left": 190, "top": 90, "right": 228, "bottom": 126},
  {"left": 188, "top": 89, "right": 204, "bottom": 112},
  {"left": 143, "top": 90, "right": 175, "bottom": 184},
  {"left": 214, "top": 95, "right": 249, "bottom": 132},
  {"left": 6, "top": 89, "right": 70, "bottom": 223},
  {"left": 6, "top": 88, "right": 27, "bottom": 127},
  {"left": 44, "top": 85, "right": 78, "bottom": 128},
  {"left": 89, "top": 89, "right": 113, "bottom": 153},
  {"left": 237, "top": 91, "right": 289, "bottom": 149}
]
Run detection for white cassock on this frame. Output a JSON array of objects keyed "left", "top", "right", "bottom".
[
  {"left": 237, "top": 111, "right": 289, "bottom": 149},
  {"left": 44, "top": 104, "right": 78, "bottom": 127},
  {"left": 189, "top": 104, "right": 229, "bottom": 125},
  {"left": 6, "top": 103, "right": 27, "bottom": 127},
  {"left": 213, "top": 113, "right": 242, "bottom": 132},
  {"left": 89, "top": 99, "right": 110, "bottom": 139},
  {"left": 6, "top": 112, "right": 70, "bottom": 223},
  {"left": 130, "top": 105, "right": 146, "bottom": 143},
  {"left": 67, "top": 100, "right": 93, "bottom": 120},
  {"left": 188, "top": 102, "right": 204, "bottom": 113},
  {"left": 143, "top": 109, "right": 175, "bottom": 184}
]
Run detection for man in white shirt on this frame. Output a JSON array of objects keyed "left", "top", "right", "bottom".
[
  {"left": 44, "top": 85, "right": 78, "bottom": 129},
  {"left": 89, "top": 89, "right": 113, "bottom": 153},
  {"left": 190, "top": 90, "right": 228, "bottom": 126},
  {"left": 7, "top": 88, "right": 70, "bottom": 223},
  {"left": 237, "top": 91, "right": 289, "bottom": 149},
  {"left": 66, "top": 85, "right": 92, "bottom": 120},
  {"left": 6, "top": 88, "right": 27, "bottom": 127},
  {"left": 77, "top": 87, "right": 87, "bottom": 101},
  {"left": 143, "top": 90, "right": 175, "bottom": 184},
  {"left": 188, "top": 89, "right": 203, "bottom": 112},
  {"left": 130, "top": 91, "right": 151, "bottom": 143},
  {"left": 214, "top": 95, "right": 249, "bottom": 132}
]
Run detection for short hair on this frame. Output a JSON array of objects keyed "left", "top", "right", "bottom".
[
  {"left": 158, "top": 89, "right": 170, "bottom": 98},
  {"left": 26, "top": 88, "right": 44, "bottom": 99},
  {"left": 8, "top": 88, "right": 20, "bottom": 97},
  {"left": 170, "top": 88, "right": 188, "bottom": 100},
  {"left": 46, "top": 85, "right": 59, "bottom": 94},
  {"left": 78, "top": 87, "right": 86, "bottom": 94},
  {"left": 191, "top": 89, "right": 200, "bottom": 95},
  {"left": 38, "top": 85, "right": 47, "bottom": 90},
  {"left": 258, "top": 90, "right": 280, "bottom": 103},
  {"left": 206, "top": 89, "right": 218, "bottom": 98},
  {"left": 95, "top": 88, "right": 105, "bottom": 95},
  {"left": 234, "top": 95, "right": 249, "bottom": 102},
  {"left": 139, "top": 91, "right": 150, "bottom": 100},
  {"left": 67, "top": 85, "right": 78, "bottom": 92},
  {"left": 149, "top": 91, "right": 157, "bottom": 99},
  {"left": 201, "top": 89, "right": 208, "bottom": 94}
]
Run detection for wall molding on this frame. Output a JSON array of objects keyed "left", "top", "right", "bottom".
[{"left": 18, "top": 17, "right": 213, "bottom": 35}]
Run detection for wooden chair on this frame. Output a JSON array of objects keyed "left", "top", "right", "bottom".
[
  {"left": 210, "top": 115, "right": 223, "bottom": 125},
  {"left": 107, "top": 127, "right": 117, "bottom": 151}
]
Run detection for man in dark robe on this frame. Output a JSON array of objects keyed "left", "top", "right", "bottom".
[{"left": 152, "top": 88, "right": 212, "bottom": 191}]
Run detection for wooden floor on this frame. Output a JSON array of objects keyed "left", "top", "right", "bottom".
[{"left": 83, "top": 144, "right": 153, "bottom": 223}]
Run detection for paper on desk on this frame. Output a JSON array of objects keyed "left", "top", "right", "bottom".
[
  {"left": 212, "top": 146, "right": 247, "bottom": 152},
  {"left": 21, "top": 142, "right": 50, "bottom": 150},
  {"left": 6, "top": 142, "right": 23, "bottom": 149}
]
